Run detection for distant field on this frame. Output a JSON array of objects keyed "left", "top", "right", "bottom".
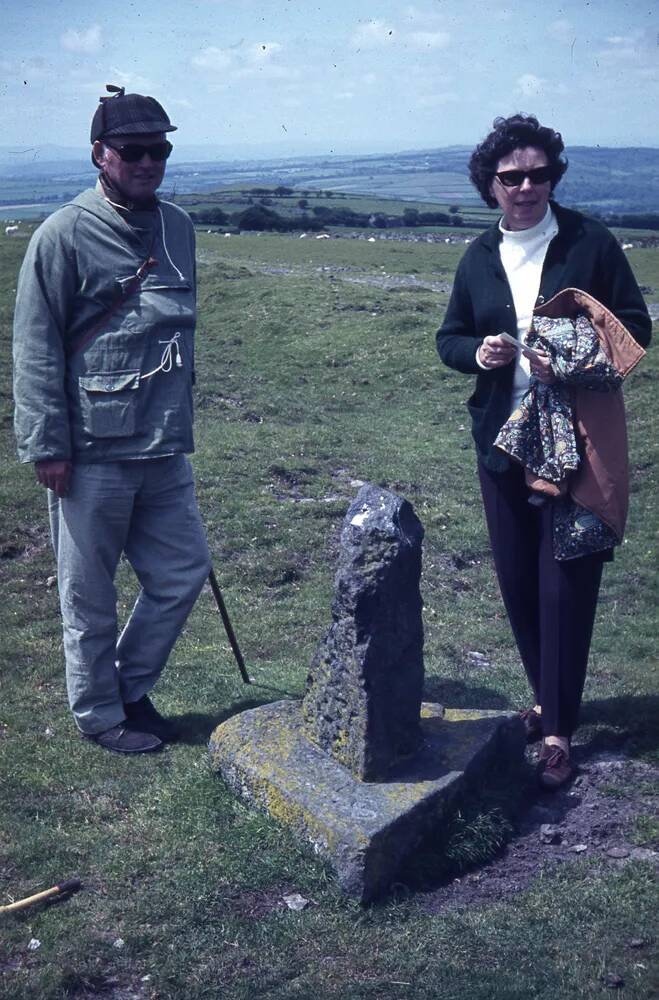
[
  {"left": 2, "top": 142, "right": 658, "bottom": 222},
  {"left": 176, "top": 187, "right": 453, "bottom": 215},
  {"left": 176, "top": 185, "right": 494, "bottom": 231},
  {"left": 0, "top": 205, "right": 55, "bottom": 222},
  {"left": 299, "top": 170, "right": 481, "bottom": 204}
]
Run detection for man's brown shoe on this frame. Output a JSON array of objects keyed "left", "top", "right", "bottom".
[
  {"left": 519, "top": 708, "right": 543, "bottom": 744},
  {"left": 538, "top": 744, "right": 574, "bottom": 790}
]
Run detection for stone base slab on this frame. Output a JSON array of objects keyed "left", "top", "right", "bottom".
[{"left": 209, "top": 701, "right": 525, "bottom": 902}]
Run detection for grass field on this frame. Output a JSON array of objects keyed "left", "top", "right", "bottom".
[
  {"left": 173, "top": 186, "right": 493, "bottom": 230},
  {"left": 299, "top": 170, "right": 479, "bottom": 204},
  {"left": 0, "top": 221, "right": 657, "bottom": 999}
]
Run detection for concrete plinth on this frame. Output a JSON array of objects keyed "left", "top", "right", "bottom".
[{"left": 209, "top": 701, "right": 524, "bottom": 902}]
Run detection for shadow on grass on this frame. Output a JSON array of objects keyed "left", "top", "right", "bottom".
[
  {"left": 423, "top": 676, "right": 511, "bottom": 711},
  {"left": 389, "top": 754, "right": 532, "bottom": 899},
  {"left": 578, "top": 693, "right": 659, "bottom": 758},
  {"left": 174, "top": 687, "right": 298, "bottom": 745}
]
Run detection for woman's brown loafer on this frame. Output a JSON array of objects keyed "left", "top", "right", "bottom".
[{"left": 538, "top": 744, "right": 574, "bottom": 790}]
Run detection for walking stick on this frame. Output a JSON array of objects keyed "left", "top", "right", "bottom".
[{"left": 208, "top": 568, "right": 250, "bottom": 684}]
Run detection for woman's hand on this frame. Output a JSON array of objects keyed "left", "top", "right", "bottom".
[
  {"left": 525, "top": 348, "right": 557, "bottom": 385},
  {"left": 478, "top": 334, "right": 517, "bottom": 369}
]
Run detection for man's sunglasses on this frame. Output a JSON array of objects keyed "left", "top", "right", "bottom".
[
  {"left": 105, "top": 140, "right": 173, "bottom": 163},
  {"left": 495, "top": 166, "right": 553, "bottom": 188}
]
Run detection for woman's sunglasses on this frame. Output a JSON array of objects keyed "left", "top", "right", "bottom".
[
  {"left": 495, "top": 166, "right": 553, "bottom": 188},
  {"left": 105, "top": 140, "right": 173, "bottom": 163}
]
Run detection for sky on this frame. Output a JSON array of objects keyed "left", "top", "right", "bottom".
[{"left": 2, "top": 0, "right": 658, "bottom": 159}]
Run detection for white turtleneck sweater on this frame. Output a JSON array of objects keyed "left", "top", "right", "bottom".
[{"left": 480, "top": 205, "right": 559, "bottom": 413}]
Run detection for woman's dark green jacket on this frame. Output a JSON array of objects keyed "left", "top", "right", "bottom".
[{"left": 436, "top": 203, "right": 652, "bottom": 471}]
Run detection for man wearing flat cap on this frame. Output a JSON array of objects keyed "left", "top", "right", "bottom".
[{"left": 13, "top": 86, "right": 211, "bottom": 753}]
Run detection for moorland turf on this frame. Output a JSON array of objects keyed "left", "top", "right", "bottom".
[{"left": 0, "top": 223, "right": 656, "bottom": 999}]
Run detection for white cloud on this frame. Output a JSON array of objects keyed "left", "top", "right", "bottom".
[
  {"left": 351, "top": 18, "right": 450, "bottom": 52},
  {"left": 247, "top": 41, "right": 283, "bottom": 63},
  {"left": 192, "top": 46, "right": 233, "bottom": 72},
  {"left": 78, "top": 70, "right": 155, "bottom": 98},
  {"left": 108, "top": 68, "right": 153, "bottom": 91},
  {"left": 61, "top": 25, "right": 101, "bottom": 54},
  {"left": 595, "top": 29, "right": 646, "bottom": 62},
  {"left": 589, "top": 28, "right": 658, "bottom": 89},
  {"left": 515, "top": 73, "right": 545, "bottom": 98},
  {"left": 351, "top": 20, "right": 395, "bottom": 49},
  {"left": 408, "top": 30, "right": 450, "bottom": 50},
  {"left": 362, "top": 72, "right": 377, "bottom": 86},
  {"left": 192, "top": 39, "right": 297, "bottom": 80},
  {"left": 335, "top": 91, "right": 354, "bottom": 100},
  {"left": 241, "top": 43, "right": 299, "bottom": 79}
]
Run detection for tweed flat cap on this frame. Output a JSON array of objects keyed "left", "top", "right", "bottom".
[{"left": 90, "top": 85, "right": 177, "bottom": 142}]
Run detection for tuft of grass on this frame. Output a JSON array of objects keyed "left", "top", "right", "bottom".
[{"left": 630, "top": 815, "right": 659, "bottom": 849}]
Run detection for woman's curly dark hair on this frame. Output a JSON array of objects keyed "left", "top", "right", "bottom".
[{"left": 469, "top": 114, "right": 568, "bottom": 208}]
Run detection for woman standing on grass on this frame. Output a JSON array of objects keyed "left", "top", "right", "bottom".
[{"left": 436, "top": 114, "right": 651, "bottom": 789}]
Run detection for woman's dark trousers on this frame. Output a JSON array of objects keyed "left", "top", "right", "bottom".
[{"left": 478, "top": 462, "right": 606, "bottom": 738}]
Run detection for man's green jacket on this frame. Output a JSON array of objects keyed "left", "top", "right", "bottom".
[{"left": 13, "top": 186, "right": 197, "bottom": 464}]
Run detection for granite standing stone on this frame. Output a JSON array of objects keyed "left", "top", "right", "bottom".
[
  {"left": 302, "top": 485, "right": 424, "bottom": 781},
  {"left": 209, "top": 700, "right": 524, "bottom": 902},
  {"left": 209, "top": 483, "right": 526, "bottom": 902}
]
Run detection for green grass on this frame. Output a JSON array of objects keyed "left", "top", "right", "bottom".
[
  {"left": 0, "top": 224, "right": 657, "bottom": 999},
  {"left": 630, "top": 815, "right": 659, "bottom": 849}
]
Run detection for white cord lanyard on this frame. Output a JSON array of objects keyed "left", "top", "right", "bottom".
[{"left": 140, "top": 332, "right": 183, "bottom": 381}]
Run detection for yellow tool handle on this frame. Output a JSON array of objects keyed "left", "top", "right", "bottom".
[{"left": 0, "top": 878, "right": 81, "bottom": 914}]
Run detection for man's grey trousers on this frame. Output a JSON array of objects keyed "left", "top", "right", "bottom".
[{"left": 48, "top": 455, "right": 211, "bottom": 734}]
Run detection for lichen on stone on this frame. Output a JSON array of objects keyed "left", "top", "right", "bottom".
[{"left": 302, "top": 485, "right": 425, "bottom": 781}]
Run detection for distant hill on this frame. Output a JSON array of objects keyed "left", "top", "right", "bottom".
[
  {"left": 557, "top": 147, "right": 659, "bottom": 214},
  {"left": 1, "top": 144, "right": 657, "bottom": 218}
]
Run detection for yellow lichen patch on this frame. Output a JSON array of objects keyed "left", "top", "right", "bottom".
[
  {"left": 380, "top": 781, "right": 434, "bottom": 809},
  {"left": 420, "top": 702, "right": 445, "bottom": 719},
  {"left": 257, "top": 778, "right": 342, "bottom": 854},
  {"left": 332, "top": 728, "right": 349, "bottom": 750},
  {"left": 444, "top": 708, "right": 495, "bottom": 723},
  {"left": 331, "top": 728, "right": 352, "bottom": 768},
  {"left": 263, "top": 783, "right": 304, "bottom": 827}
]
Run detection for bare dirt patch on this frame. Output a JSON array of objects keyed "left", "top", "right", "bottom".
[
  {"left": 0, "top": 523, "right": 51, "bottom": 563},
  {"left": 223, "top": 885, "right": 297, "bottom": 920},
  {"left": 227, "top": 260, "right": 451, "bottom": 294},
  {"left": 422, "top": 746, "right": 658, "bottom": 913}
]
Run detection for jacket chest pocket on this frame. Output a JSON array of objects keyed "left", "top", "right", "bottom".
[{"left": 79, "top": 371, "right": 141, "bottom": 438}]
